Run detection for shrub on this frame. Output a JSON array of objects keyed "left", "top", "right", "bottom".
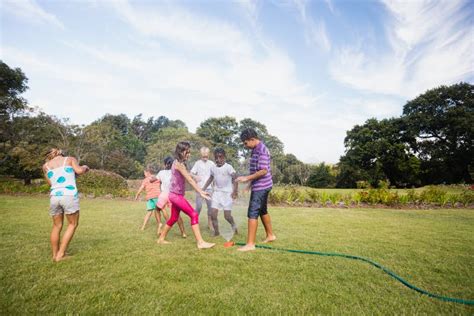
[
  {"left": 77, "top": 169, "right": 128, "bottom": 197},
  {"left": 356, "top": 181, "right": 370, "bottom": 189}
]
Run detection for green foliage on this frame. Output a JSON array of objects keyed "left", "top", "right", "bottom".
[
  {"left": 307, "top": 163, "right": 336, "bottom": 188},
  {"left": 76, "top": 169, "right": 128, "bottom": 197},
  {"left": 267, "top": 185, "right": 473, "bottom": 207},
  {"left": 0, "top": 178, "right": 49, "bottom": 194},
  {"left": 403, "top": 82, "right": 474, "bottom": 184}
]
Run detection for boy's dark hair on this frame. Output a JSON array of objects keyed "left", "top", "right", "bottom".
[
  {"left": 164, "top": 156, "right": 173, "bottom": 168},
  {"left": 214, "top": 147, "right": 226, "bottom": 157},
  {"left": 174, "top": 141, "right": 191, "bottom": 162},
  {"left": 240, "top": 128, "right": 258, "bottom": 142}
]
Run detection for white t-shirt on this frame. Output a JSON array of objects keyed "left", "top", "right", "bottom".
[
  {"left": 190, "top": 159, "right": 215, "bottom": 188},
  {"left": 157, "top": 169, "right": 172, "bottom": 193},
  {"left": 210, "top": 163, "right": 236, "bottom": 193}
]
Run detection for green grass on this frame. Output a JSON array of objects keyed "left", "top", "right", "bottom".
[{"left": 1, "top": 195, "right": 473, "bottom": 314}]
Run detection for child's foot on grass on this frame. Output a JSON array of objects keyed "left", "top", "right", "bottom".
[
  {"left": 197, "top": 241, "right": 215, "bottom": 249},
  {"left": 211, "top": 231, "right": 220, "bottom": 237},
  {"left": 157, "top": 239, "right": 171, "bottom": 245},
  {"left": 237, "top": 244, "right": 256, "bottom": 252},
  {"left": 181, "top": 233, "right": 187, "bottom": 238},
  {"left": 262, "top": 235, "right": 277, "bottom": 243},
  {"left": 54, "top": 253, "right": 72, "bottom": 262}
]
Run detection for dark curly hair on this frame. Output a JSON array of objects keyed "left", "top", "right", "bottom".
[
  {"left": 214, "top": 147, "right": 226, "bottom": 157},
  {"left": 240, "top": 128, "right": 258, "bottom": 142}
]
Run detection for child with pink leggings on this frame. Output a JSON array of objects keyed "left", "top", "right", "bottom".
[{"left": 157, "top": 141, "right": 215, "bottom": 249}]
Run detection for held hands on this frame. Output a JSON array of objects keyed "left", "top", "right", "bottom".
[
  {"left": 235, "top": 176, "right": 250, "bottom": 183},
  {"left": 200, "top": 190, "right": 211, "bottom": 201},
  {"left": 231, "top": 191, "right": 238, "bottom": 200}
]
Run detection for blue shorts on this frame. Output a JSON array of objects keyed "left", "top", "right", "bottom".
[{"left": 248, "top": 188, "right": 271, "bottom": 219}]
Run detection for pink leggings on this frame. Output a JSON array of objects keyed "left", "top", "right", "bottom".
[{"left": 167, "top": 193, "right": 199, "bottom": 226}]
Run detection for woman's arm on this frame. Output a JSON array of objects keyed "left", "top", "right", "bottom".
[
  {"left": 42, "top": 164, "right": 52, "bottom": 186},
  {"left": 70, "top": 157, "right": 89, "bottom": 175},
  {"left": 175, "top": 162, "right": 210, "bottom": 199}
]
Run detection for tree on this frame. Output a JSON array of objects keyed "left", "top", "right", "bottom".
[
  {"left": 337, "top": 118, "right": 420, "bottom": 188},
  {"left": 403, "top": 82, "right": 473, "bottom": 184},
  {"left": 307, "top": 163, "right": 336, "bottom": 188},
  {"left": 0, "top": 61, "right": 31, "bottom": 164},
  {"left": 6, "top": 113, "right": 65, "bottom": 184},
  {"left": 196, "top": 116, "right": 240, "bottom": 163},
  {"left": 146, "top": 127, "right": 212, "bottom": 170}
]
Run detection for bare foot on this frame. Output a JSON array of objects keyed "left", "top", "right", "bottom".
[
  {"left": 54, "top": 253, "right": 72, "bottom": 262},
  {"left": 211, "top": 231, "right": 220, "bottom": 237},
  {"left": 182, "top": 234, "right": 187, "bottom": 238},
  {"left": 262, "top": 235, "right": 277, "bottom": 243},
  {"left": 140, "top": 227, "right": 145, "bottom": 231},
  {"left": 197, "top": 241, "right": 215, "bottom": 249},
  {"left": 237, "top": 244, "right": 256, "bottom": 252},
  {"left": 157, "top": 239, "right": 171, "bottom": 245}
]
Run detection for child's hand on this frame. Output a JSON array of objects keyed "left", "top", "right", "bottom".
[
  {"left": 134, "top": 196, "right": 139, "bottom": 201},
  {"left": 231, "top": 192, "right": 238, "bottom": 200},
  {"left": 82, "top": 165, "right": 90, "bottom": 173},
  {"left": 236, "top": 176, "right": 249, "bottom": 183},
  {"left": 200, "top": 191, "right": 211, "bottom": 201}
]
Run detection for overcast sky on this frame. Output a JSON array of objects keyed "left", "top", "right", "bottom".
[{"left": 1, "top": 0, "right": 473, "bottom": 163}]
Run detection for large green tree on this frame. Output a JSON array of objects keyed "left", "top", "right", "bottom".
[
  {"left": 403, "top": 82, "right": 473, "bottom": 184},
  {"left": 337, "top": 118, "right": 421, "bottom": 188}
]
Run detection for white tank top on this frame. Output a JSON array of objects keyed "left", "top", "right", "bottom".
[{"left": 46, "top": 157, "right": 78, "bottom": 197}]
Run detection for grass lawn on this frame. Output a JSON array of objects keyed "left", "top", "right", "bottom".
[{"left": 0, "top": 195, "right": 473, "bottom": 314}]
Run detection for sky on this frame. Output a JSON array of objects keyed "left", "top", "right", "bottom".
[{"left": 1, "top": 0, "right": 473, "bottom": 163}]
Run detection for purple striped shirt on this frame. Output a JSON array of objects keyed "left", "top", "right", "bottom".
[{"left": 249, "top": 141, "right": 273, "bottom": 191}]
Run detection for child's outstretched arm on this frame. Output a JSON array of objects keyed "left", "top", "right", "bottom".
[
  {"left": 235, "top": 169, "right": 267, "bottom": 183},
  {"left": 231, "top": 172, "right": 238, "bottom": 199},
  {"left": 202, "top": 175, "right": 214, "bottom": 191},
  {"left": 135, "top": 183, "right": 145, "bottom": 201},
  {"left": 70, "top": 157, "right": 89, "bottom": 175},
  {"left": 175, "top": 162, "right": 211, "bottom": 200}
]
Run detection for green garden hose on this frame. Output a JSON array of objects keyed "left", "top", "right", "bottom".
[{"left": 235, "top": 242, "right": 474, "bottom": 306}]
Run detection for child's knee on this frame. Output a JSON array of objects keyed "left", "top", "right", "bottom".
[{"left": 190, "top": 212, "right": 199, "bottom": 225}]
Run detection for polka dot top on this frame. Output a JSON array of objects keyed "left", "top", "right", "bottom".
[{"left": 46, "top": 157, "right": 78, "bottom": 197}]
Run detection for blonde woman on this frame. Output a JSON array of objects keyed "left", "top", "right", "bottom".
[{"left": 43, "top": 148, "right": 89, "bottom": 262}]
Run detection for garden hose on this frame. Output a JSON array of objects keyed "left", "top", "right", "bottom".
[{"left": 235, "top": 242, "right": 474, "bottom": 306}]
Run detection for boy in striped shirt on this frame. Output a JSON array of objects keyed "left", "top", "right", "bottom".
[
  {"left": 135, "top": 167, "right": 163, "bottom": 232},
  {"left": 236, "top": 128, "right": 277, "bottom": 252}
]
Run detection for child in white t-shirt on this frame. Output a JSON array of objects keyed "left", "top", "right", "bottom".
[
  {"left": 202, "top": 148, "right": 238, "bottom": 236},
  {"left": 155, "top": 156, "right": 186, "bottom": 237}
]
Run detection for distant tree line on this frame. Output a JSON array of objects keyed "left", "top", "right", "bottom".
[{"left": 1, "top": 61, "right": 472, "bottom": 187}]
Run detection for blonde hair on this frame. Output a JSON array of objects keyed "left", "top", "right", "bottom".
[{"left": 45, "top": 148, "right": 63, "bottom": 161}]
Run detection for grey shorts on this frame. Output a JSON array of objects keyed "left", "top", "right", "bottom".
[{"left": 49, "top": 196, "right": 80, "bottom": 216}]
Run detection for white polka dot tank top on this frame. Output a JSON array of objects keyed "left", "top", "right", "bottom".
[{"left": 46, "top": 157, "right": 78, "bottom": 197}]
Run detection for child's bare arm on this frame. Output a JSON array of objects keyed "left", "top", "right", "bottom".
[
  {"left": 236, "top": 169, "right": 267, "bottom": 183},
  {"left": 202, "top": 175, "right": 214, "bottom": 191},
  {"left": 231, "top": 172, "right": 238, "bottom": 199},
  {"left": 70, "top": 157, "right": 89, "bottom": 175},
  {"left": 176, "top": 162, "right": 210, "bottom": 200},
  {"left": 135, "top": 184, "right": 145, "bottom": 200},
  {"left": 42, "top": 165, "right": 52, "bottom": 186}
]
